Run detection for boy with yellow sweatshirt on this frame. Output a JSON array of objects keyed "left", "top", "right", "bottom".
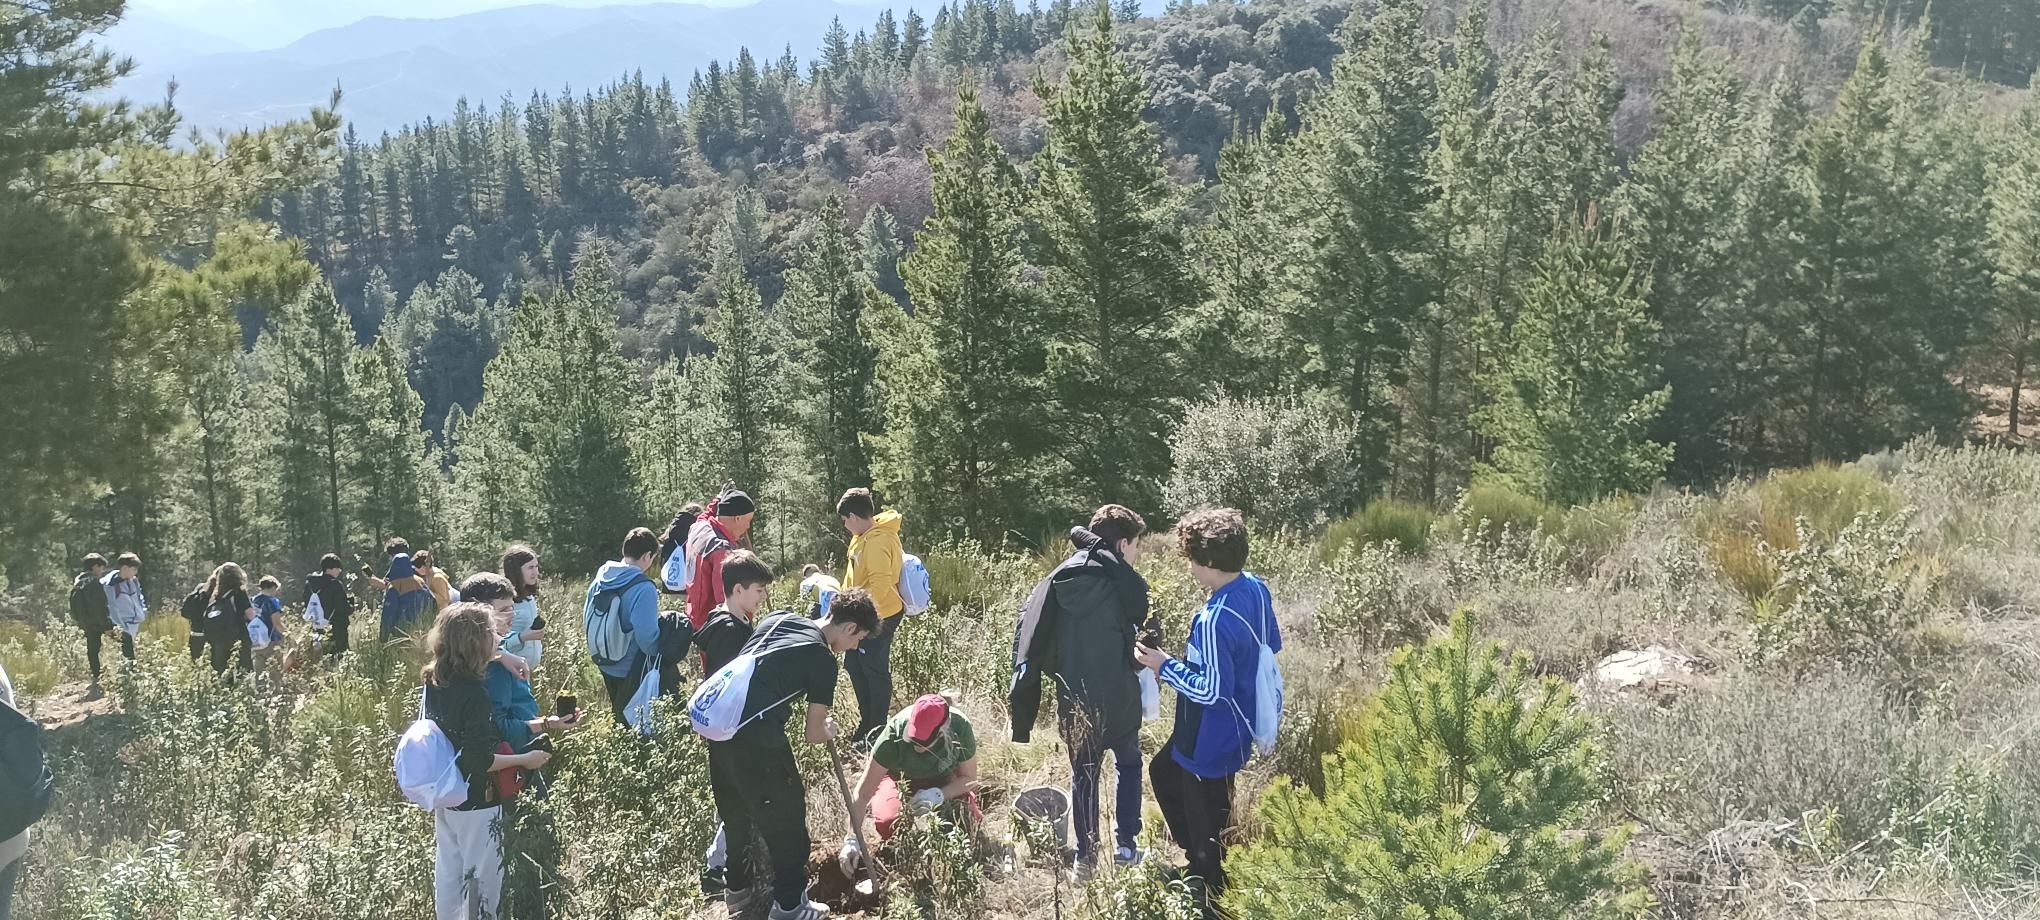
[{"left": 838, "top": 488, "right": 905, "bottom": 745}]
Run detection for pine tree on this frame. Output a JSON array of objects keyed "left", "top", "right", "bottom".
[
  {"left": 256, "top": 282, "right": 359, "bottom": 572},
  {"left": 784, "top": 196, "right": 883, "bottom": 510},
  {"left": 351, "top": 335, "right": 442, "bottom": 551},
  {"left": 699, "top": 226, "right": 782, "bottom": 503},
  {"left": 1030, "top": 1, "right": 1201, "bottom": 513},
  {"left": 1285, "top": 0, "right": 1437, "bottom": 502},
  {"left": 1228, "top": 611, "right": 1649, "bottom": 919},
  {"left": 885, "top": 87, "right": 1049, "bottom": 540},
  {"left": 861, "top": 205, "right": 907, "bottom": 307},
  {"left": 457, "top": 254, "right": 643, "bottom": 573},
  {"left": 1476, "top": 217, "right": 1671, "bottom": 505},
  {"left": 1785, "top": 34, "right": 1979, "bottom": 462},
  {"left": 636, "top": 357, "right": 719, "bottom": 521},
  {"left": 902, "top": 8, "right": 928, "bottom": 67},
  {"left": 393, "top": 267, "right": 499, "bottom": 435},
  {"left": 1191, "top": 124, "right": 1299, "bottom": 399},
  {"left": 533, "top": 256, "right": 646, "bottom": 571},
  {"left": 1611, "top": 31, "right": 1752, "bottom": 480},
  {"left": 1400, "top": 5, "right": 1495, "bottom": 503},
  {"left": 360, "top": 266, "right": 399, "bottom": 339},
  {"left": 1988, "top": 84, "right": 2040, "bottom": 437}
]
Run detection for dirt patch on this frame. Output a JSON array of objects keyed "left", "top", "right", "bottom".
[
  {"left": 806, "top": 843, "right": 888, "bottom": 916},
  {"left": 28, "top": 680, "right": 122, "bottom": 730}
]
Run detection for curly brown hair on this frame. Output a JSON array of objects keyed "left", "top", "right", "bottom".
[{"left": 1174, "top": 508, "right": 1249, "bottom": 573}]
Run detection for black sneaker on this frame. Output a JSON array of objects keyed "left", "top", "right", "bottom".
[{"left": 700, "top": 865, "right": 727, "bottom": 898}]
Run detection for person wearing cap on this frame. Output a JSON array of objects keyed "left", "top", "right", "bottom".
[
  {"left": 684, "top": 487, "right": 757, "bottom": 636},
  {"left": 840, "top": 694, "right": 982, "bottom": 874}
]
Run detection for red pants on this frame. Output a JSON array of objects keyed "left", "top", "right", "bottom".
[{"left": 871, "top": 773, "right": 982, "bottom": 841}]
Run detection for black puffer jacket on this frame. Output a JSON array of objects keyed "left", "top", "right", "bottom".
[{"left": 1043, "top": 528, "right": 1150, "bottom": 748}]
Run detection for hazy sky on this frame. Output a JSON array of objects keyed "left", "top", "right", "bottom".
[{"left": 130, "top": 0, "right": 886, "bottom": 49}]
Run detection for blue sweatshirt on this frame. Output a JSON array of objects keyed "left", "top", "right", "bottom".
[
  {"left": 1158, "top": 572, "right": 1282, "bottom": 780},
  {"left": 587, "top": 561, "right": 661, "bottom": 680},
  {"left": 484, "top": 658, "right": 540, "bottom": 751}
]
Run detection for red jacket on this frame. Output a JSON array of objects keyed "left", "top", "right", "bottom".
[{"left": 684, "top": 514, "right": 738, "bottom": 631}]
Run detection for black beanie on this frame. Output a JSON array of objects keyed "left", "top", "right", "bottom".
[{"left": 717, "top": 490, "right": 757, "bottom": 517}]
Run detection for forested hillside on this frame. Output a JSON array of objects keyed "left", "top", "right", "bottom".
[{"left": 4, "top": 0, "right": 2037, "bottom": 595}]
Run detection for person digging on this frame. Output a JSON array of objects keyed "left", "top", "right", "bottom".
[{"left": 838, "top": 694, "right": 983, "bottom": 879}]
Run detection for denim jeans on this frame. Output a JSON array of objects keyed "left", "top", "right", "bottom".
[{"left": 1070, "top": 728, "right": 1143, "bottom": 864}]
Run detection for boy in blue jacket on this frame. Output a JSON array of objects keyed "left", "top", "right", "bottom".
[
  {"left": 1134, "top": 507, "right": 1281, "bottom": 919},
  {"left": 586, "top": 527, "right": 664, "bottom": 725}
]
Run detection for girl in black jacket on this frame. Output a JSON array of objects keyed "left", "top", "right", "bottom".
[{"left": 422, "top": 603, "right": 550, "bottom": 920}]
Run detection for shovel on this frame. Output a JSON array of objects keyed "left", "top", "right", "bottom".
[{"left": 826, "top": 737, "right": 884, "bottom": 898}]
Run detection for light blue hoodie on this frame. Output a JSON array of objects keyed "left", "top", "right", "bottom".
[{"left": 586, "top": 561, "right": 660, "bottom": 679}]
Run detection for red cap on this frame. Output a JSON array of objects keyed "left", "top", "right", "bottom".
[{"left": 905, "top": 694, "right": 950, "bottom": 743}]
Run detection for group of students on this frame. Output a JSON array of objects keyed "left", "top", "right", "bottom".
[
  {"left": 65, "top": 553, "right": 147, "bottom": 698},
  {"left": 59, "top": 485, "right": 1278, "bottom": 920}
]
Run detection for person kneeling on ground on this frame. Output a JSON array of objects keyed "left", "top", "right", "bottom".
[
  {"left": 840, "top": 694, "right": 982, "bottom": 874},
  {"left": 706, "top": 589, "right": 876, "bottom": 920}
]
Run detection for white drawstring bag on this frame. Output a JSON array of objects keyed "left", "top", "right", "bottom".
[
  {"left": 625, "top": 657, "right": 661, "bottom": 736},
  {"left": 394, "top": 689, "right": 467, "bottom": 810},
  {"left": 247, "top": 618, "right": 273, "bottom": 650}
]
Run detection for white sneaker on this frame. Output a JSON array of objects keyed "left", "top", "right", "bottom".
[{"left": 767, "top": 899, "right": 830, "bottom": 920}]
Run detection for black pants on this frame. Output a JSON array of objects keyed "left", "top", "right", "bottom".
[
  {"left": 601, "top": 662, "right": 646, "bottom": 726},
  {"left": 85, "top": 630, "right": 135, "bottom": 681},
  {"left": 1151, "top": 746, "right": 1234, "bottom": 919},
  {"left": 708, "top": 738, "right": 810, "bottom": 911},
  {"left": 844, "top": 614, "right": 899, "bottom": 739},
  {"left": 326, "top": 612, "right": 351, "bottom": 658},
  {"left": 188, "top": 630, "right": 206, "bottom": 663},
  {"left": 207, "top": 628, "right": 252, "bottom": 675}
]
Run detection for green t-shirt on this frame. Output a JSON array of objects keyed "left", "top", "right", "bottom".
[{"left": 871, "top": 708, "right": 976, "bottom": 782}]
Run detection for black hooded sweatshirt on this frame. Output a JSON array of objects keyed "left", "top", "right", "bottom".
[{"left": 1008, "top": 528, "right": 1152, "bottom": 745}]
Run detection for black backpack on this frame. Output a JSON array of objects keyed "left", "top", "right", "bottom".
[
  {"left": 68, "top": 573, "right": 111, "bottom": 631},
  {"left": 180, "top": 583, "right": 211, "bottom": 626},
  {"left": 0, "top": 696, "right": 53, "bottom": 841}
]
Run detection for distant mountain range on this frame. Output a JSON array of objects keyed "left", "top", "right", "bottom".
[{"left": 101, "top": 0, "right": 891, "bottom": 136}]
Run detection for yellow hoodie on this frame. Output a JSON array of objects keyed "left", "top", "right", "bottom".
[{"left": 845, "top": 510, "right": 905, "bottom": 618}]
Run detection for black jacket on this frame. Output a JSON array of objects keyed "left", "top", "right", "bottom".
[
  {"left": 1008, "top": 528, "right": 1150, "bottom": 745},
  {"left": 424, "top": 675, "right": 503, "bottom": 812},
  {"left": 304, "top": 572, "right": 356, "bottom": 623}
]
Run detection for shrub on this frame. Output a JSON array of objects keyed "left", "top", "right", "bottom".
[
  {"left": 1163, "top": 397, "right": 1360, "bottom": 531},
  {"left": 1321, "top": 499, "right": 1435, "bottom": 560},
  {"left": 1437, "top": 518, "right": 1565, "bottom": 590},
  {"left": 1080, "top": 839, "right": 1204, "bottom": 920},
  {"left": 0, "top": 634, "right": 57, "bottom": 700},
  {"left": 1604, "top": 672, "right": 1978, "bottom": 855},
  {"left": 1698, "top": 464, "right": 1903, "bottom": 601},
  {"left": 1227, "top": 611, "right": 1649, "bottom": 920},
  {"left": 1447, "top": 480, "right": 1564, "bottom": 540},
  {"left": 1751, "top": 512, "right": 1938, "bottom": 670},
  {"left": 886, "top": 810, "right": 989, "bottom": 918},
  {"left": 1316, "top": 542, "right": 1441, "bottom": 649}
]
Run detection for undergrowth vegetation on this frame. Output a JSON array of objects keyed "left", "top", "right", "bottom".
[{"left": 16, "top": 443, "right": 2040, "bottom": 918}]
